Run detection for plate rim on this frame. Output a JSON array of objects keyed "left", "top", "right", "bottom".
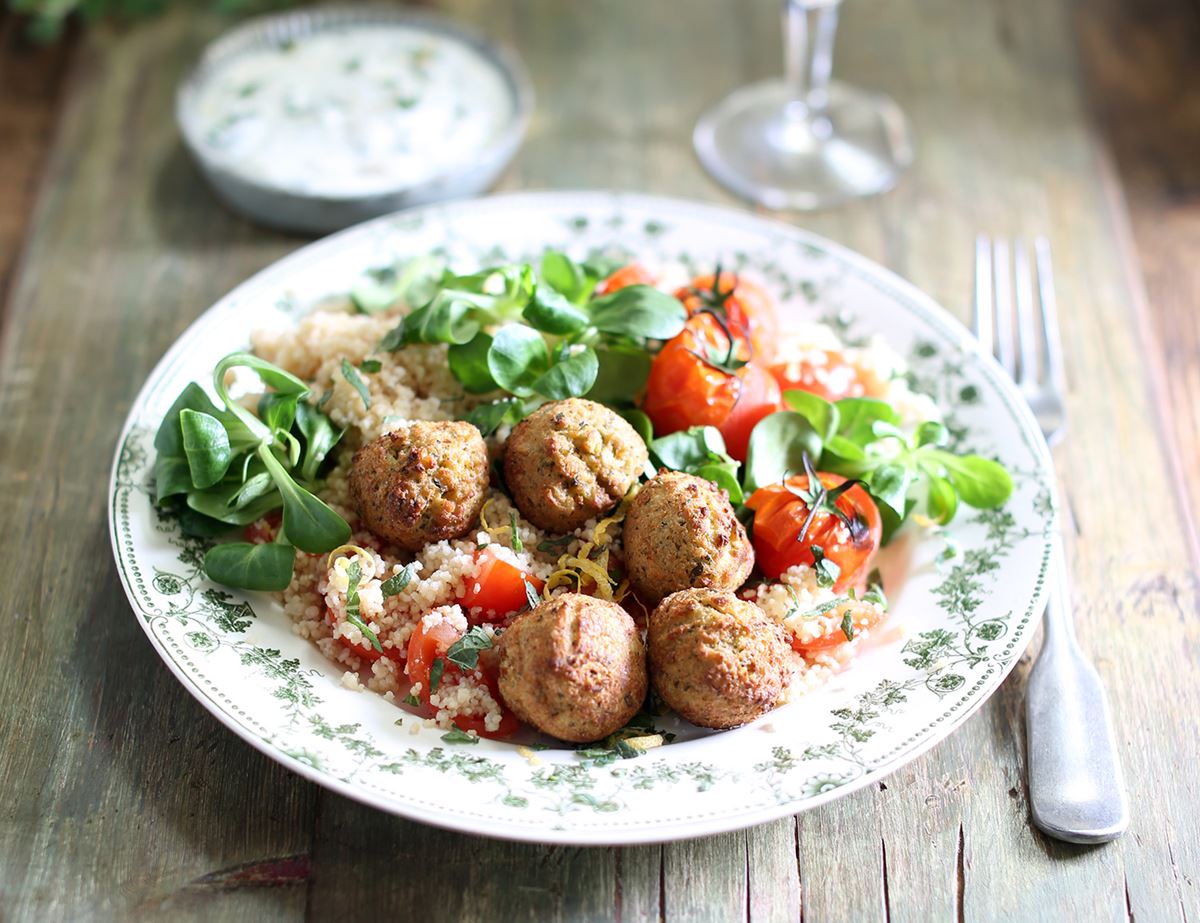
[{"left": 107, "top": 190, "right": 1056, "bottom": 845}]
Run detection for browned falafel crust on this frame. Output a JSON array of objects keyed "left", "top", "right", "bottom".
[
  {"left": 497, "top": 593, "right": 648, "bottom": 742},
  {"left": 503, "top": 398, "right": 648, "bottom": 533},
  {"left": 349, "top": 420, "right": 489, "bottom": 551},
  {"left": 623, "top": 470, "right": 754, "bottom": 604},
  {"left": 647, "top": 588, "right": 790, "bottom": 729}
]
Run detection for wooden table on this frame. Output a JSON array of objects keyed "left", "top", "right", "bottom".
[{"left": 2, "top": 1, "right": 1197, "bottom": 919}]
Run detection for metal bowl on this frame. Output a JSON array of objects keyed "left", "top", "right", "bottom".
[{"left": 176, "top": 6, "right": 533, "bottom": 234}]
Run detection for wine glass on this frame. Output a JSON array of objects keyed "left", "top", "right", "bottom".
[{"left": 694, "top": 0, "right": 913, "bottom": 210}]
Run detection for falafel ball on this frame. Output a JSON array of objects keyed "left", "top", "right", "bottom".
[
  {"left": 648, "top": 588, "right": 790, "bottom": 729},
  {"left": 623, "top": 470, "right": 754, "bottom": 604},
  {"left": 497, "top": 593, "right": 648, "bottom": 742},
  {"left": 349, "top": 420, "right": 489, "bottom": 551},
  {"left": 503, "top": 398, "right": 648, "bottom": 533}
]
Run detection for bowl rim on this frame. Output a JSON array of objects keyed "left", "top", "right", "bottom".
[{"left": 175, "top": 3, "right": 535, "bottom": 205}]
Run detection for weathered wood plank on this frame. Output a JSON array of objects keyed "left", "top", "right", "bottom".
[
  {"left": 0, "top": 13, "right": 75, "bottom": 313},
  {"left": 614, "top": 844, "right": 664, "bottom": 923},
  {"left": 1077, "top": 61, "right": 1200, "bottom": 923},
  {"left": 748, "top": 821, "right": 801, "bottom": 923},
  {"left": 663, "top": 831, "right": 749, "bottom": 921},
  {"left": 0, "top": 0, "right": 1197, "bottom": 919},
  {"left": 873, "top": 761, "right": 962, "bottom": 923},
  {"left": 0, "top": 12, "right": 313, "bottom": 922},
  {"left": 1075, "top": 0, "right": 1200, "bottom": 566},
  {"left": 305, "top": 797, "right": 623, "bottom": 922}
]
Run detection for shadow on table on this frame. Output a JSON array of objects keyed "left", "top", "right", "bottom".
[
  {"left": 72, "top": 522, "right": 317, "bottom": 913},
  {"left": 148, "top": 143, "right": 307, "bottom": 251}
]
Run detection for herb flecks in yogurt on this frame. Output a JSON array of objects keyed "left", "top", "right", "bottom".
[{"left": 192, "top": 26, "right": 512, "bottom": 197}]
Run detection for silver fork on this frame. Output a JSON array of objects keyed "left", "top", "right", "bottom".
[{"left": 974, "top": 236, "right": 1129, "bottom": 844}]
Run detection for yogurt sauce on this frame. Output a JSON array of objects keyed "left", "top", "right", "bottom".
[{"left": 192, "top": 25, "right": 515, "bottom": 197}]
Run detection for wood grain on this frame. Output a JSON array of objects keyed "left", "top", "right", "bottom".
[
  {"left": 0, "top": 12, "right": 75, "bottom": 318},
  {"left": 0, "top": 0, "right": 1196, "bottom": 920},
  {"left": 1075, "top": 0, "right": 1200, "bottom": 565}
]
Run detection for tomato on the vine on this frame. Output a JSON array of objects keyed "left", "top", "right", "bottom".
[
  {"left": 640, "top": 313, "right": 781, "bottom": 460},
  {"left": 746, "top": 472, "right": 882, "bottom": 591},
  {"left": 676, "top": 271, "right": 779, "bottom": 364},
  {"left": 405, "top": 619, "right": 520, "bottom": 738}
]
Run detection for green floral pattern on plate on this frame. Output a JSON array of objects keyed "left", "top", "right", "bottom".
[{"left": 108, "top": 192, "right": 1055, "bottom": 844}]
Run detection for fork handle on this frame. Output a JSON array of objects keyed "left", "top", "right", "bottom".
[{"left": 1025, "top": 536, "right": 1129, "bottom": 843}]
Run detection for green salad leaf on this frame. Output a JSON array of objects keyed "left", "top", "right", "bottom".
[
  {"left": 447, "top": 332, "right": 499, "bottom": 394},
  {"left": 782, "top": 389, "right": 839, "bottom": 442},
  {"left": 649, "top": 426, "right": 744, "bottom": 503},
  {"left": 488, "top": 325, "right": 552, "bottom": 397},
  {"left": 833, "top": 397, "right": 899, "bottom": 445},
  {"left": 153, "top": 351, "right": 351, "bottom": 592},
  {"left": 523, "top": 286, "right": 591, "bottom": 334},
  {"left": 185, "top": 475, "right": 282, "bottom": 526},
  {"left": 202, "top": 541, "right": 296, "bottom": 592},
  {"left": 258, "top": 391, "right": 300, "bottom": 436},
  {"left": 154, "top": 383, "right": 228, "bottom": 502},
  {"left": 739, "top": 386, "right": 1013, "bottom": 544},
  {"left": 381, "top": 564, "right": 417, "bottom": 597},
  {"left": 341, "top": 358, "right": 370, "bottom": 410},
  {"left": 467, "top": 397, "right": 527, "bottom": 437},
  {"left": 618, "top": 408, "right": 654, "bottom": 447},
  {"left": 540, "top": 250, "right": 587, "bottom": 302},
  {"left": 351, "top": 256, "right": 446, "bottom": 315},
  {"left": 743, "top": 411, "right": 823, "bottom": 494},
  {"left": 922, "top": 451, "right": 1012, "bottom": 509},
  {"left": 586, "top": 347, "right": 652, "bottom": 405},
  {"left": 257, "top": 447, "right": 351, "bottom": 554},
  {"left": 532, "top": 346, "right": 599, "bottom": 400},
  {"left": 375, "top": 256, "right": 683, "bottom": 415},
  {"left": 294, "top": 402, "right": 341, "bottom": 484},
  {"left": 385, "top": 297, "right": 480, "bottom": 348},
  {"left": 588, "top": 284, "right": 687, "bottom": 340}
]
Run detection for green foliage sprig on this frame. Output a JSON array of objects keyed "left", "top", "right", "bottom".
[
  {"left": 154, "top": 351, "right": 350, "bottom": 591},
  {"left": 10, "top": 0, "right": 302, "bottom": 43},
  {"left": 364, "top": 251, "right": 686, "bottom": 434}
]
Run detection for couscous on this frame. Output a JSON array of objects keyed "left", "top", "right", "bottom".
[{"left": 152, "top": 254, "right": 1014, "bottom": 745}]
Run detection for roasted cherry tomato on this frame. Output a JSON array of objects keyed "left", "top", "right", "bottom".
[
  {"left": 596, "top": 262, "right": 656, "bottom": 295},
  {"left": 768, "top": 348, "right": 867, "bottom": 402},
  {"left": 746, "top": 473, "right": 882, "bottom": 591},
  {"left": 459, "top": 547, "right": 545, "bottom": 622},
  {"left": 640, "top": 313, "right": 781, "bottom": 460},
  {"left": 676, "top": 271, "right": 779, "bottom": 363},
  {"left": 405, "top": 619, "right": 520, "bottom": 738}
]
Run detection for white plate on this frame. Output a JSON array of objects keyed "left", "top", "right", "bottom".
[{"left": 108, "top": 192, "right": 1055, "bottom": 845}]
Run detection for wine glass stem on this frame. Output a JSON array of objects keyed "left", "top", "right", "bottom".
[{"left": 782, "top": 0, "right": 840, "bottom": 117}]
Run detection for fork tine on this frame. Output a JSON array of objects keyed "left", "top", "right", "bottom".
[
  {"left": 973, "top": 234, "right": 994, "bottom": 354},
  {"left": 1035, "top": 238, "right": 1066, "bottom": 392},
  {"left": 1013, "top": 239, "right": 1039, "bottom": 386},
  {"left": 992, "top": 239, "right": 1016, "bottom": 375}
]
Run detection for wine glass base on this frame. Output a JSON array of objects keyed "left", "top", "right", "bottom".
[{"left": 694, "top": 79, "right": 914, "bottom": 210}]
